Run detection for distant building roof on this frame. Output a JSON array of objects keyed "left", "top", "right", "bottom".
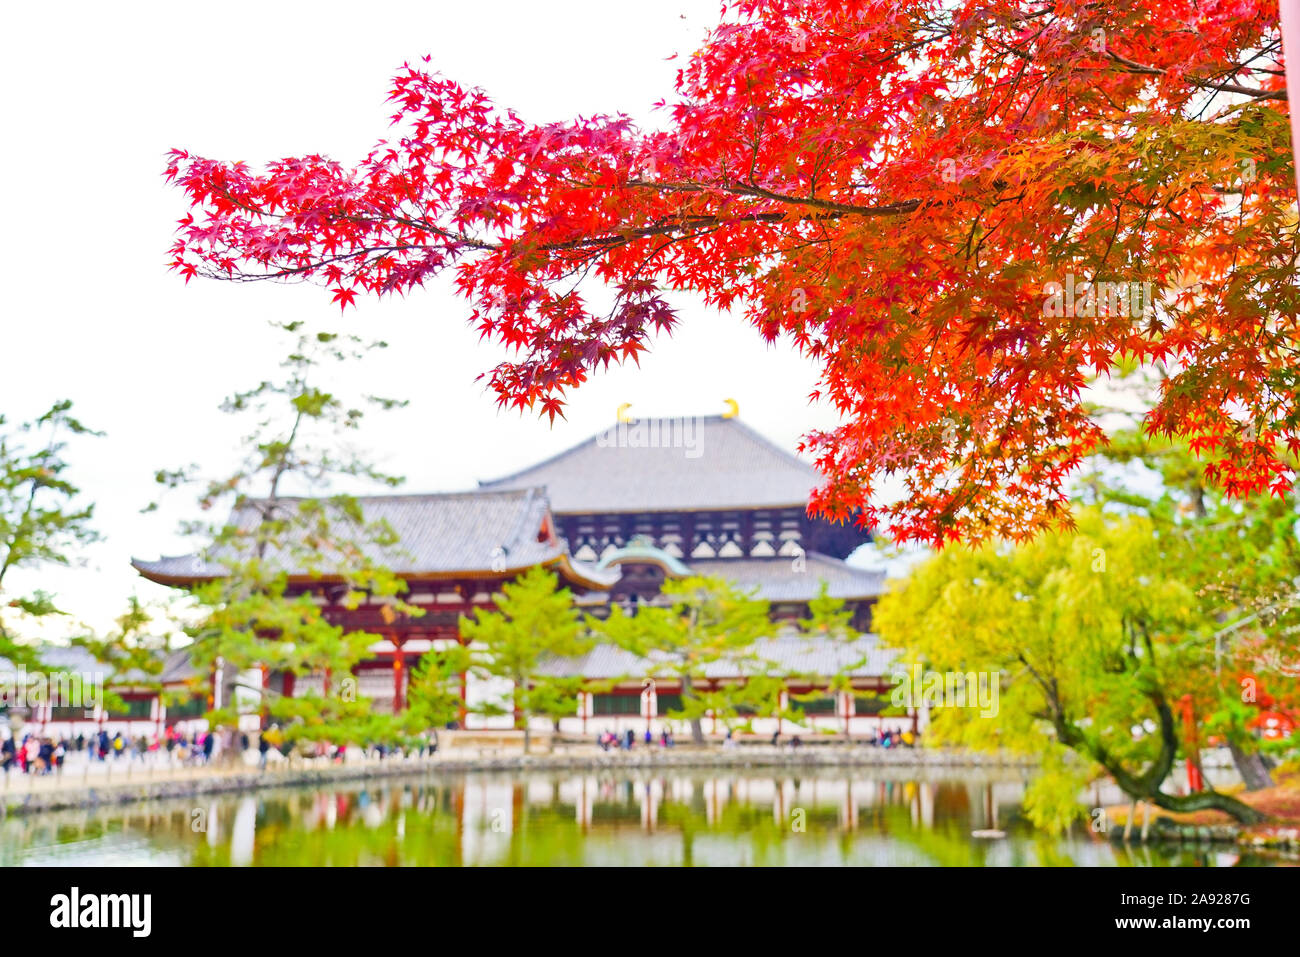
[
  {"left": 133, "top": 488, "right": 618, "bottom": 590},
  {"left": 158, "top": 648, "right": 201, "bottom": 685},
  {"left": 480, "top": 415, "right": 825, "bottom": 513},
  {"left": 0, "top": 645, "right": 199, "bottom": 687},
  {"left": 0, "top": 645, "right": 101, "bottom": 677},
  {"left": 536, "top": 632, "right": 897, "bottom": 681}
]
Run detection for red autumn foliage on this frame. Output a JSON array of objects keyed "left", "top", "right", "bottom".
[{"left": 165, "top": 0, "right": 1298, "bottom": 545}]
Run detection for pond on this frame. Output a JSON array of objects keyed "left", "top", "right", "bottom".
[{"left": 1, "top": 768, "right": 1287, "bottom": 866}]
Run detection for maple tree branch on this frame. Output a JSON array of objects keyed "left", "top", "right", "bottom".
[
  {"left": 627, "top": 178, "right": 922, "bottom": 219},
  {"left": 1104, "top": 49, "right": 1285, "bottom": 101}
]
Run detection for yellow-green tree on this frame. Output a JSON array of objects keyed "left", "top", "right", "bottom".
[
  {"left": 875, "top": 509, "right": 1264, "bottom": 828},
  {"left": 1080, "top": 367, "right": 1300, "bottom": 789}
]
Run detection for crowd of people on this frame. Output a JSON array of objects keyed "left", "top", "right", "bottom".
[
  {"left": 1, "top": 721, "right": 918, "bottom": 772},
  {"left": 869, "top": 727, "right": 917, "bottom": 748},
  {"left": 588, "top": 724, "right": 919, "bottom": 752},
  {"left": 596, "top": 727, "right": 676, "bottom": 751},
  {"left": 251, "top": 727, "right": 441, "bottom": 768},
  {"left": 0, "top": 732, "right": 66, "bottom": 774},
  {"left": 0, "top": 726, "right": 241, "bottom": 774}
]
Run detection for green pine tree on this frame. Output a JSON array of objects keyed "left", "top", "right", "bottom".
[
  {"left": 600, "top": 575, "right": 771, "bottom": 744},
  {"left": 458, "top": 565, "right": 589, "bottom": 754},
  {"left": 0, "top": 401, "right": 100, "bottom": 666},
  {"left": 154, "top": 321, "right": 413, "bottom": 743}
]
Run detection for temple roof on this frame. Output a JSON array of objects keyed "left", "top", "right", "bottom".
[
  {"left": 536, "top": 632, "right": 897, "bottom": 680},
  {"left": 480, "top": 415, "right": 824, "bottom": 513},
  {"left": 133, "top": 488, "right": 618, "bottom": 590}
]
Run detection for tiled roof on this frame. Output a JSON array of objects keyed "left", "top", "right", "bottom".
[
  {"left": 133, "top": 488, "right": 618, "bottom": 588},
  {"left": 688, "top": 553, "right": 886, "bottom": 602},
  {"left": 734, "top": 633, "right": 898, "bottom": 679},
  {"left": 536, "top": 632, "right": 897, "bottom": 680},
  {"left": 159, "top": 648, "right": 201, "bottom": 685},
  {"left": 480, "top": 415, "right": 824, "bottom": 513}
]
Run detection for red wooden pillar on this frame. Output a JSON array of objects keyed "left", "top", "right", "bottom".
[
  {"left": 392, "top": 650, "right": 404, "bottom": 713},
  {"left": 1180, "top": 694, "right": 1204, "bottom": 792},
  {"left": 457, "top": 624, "right": 469, "bottom": 728}
]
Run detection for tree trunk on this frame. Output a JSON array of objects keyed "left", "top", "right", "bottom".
[
  {"left": 515, "top": 679, "right": 529, "bottom": 754},
  {"left": 1149, "top": 787, "right": 1266, "bottom": 823},
  {"left": 1227, "top": 739, "right": 1274, "bottom": 791},
  {"left": 1052, "top": 681, "right": 1269, "bottom": 825},
  {"left": 682, "top": 673, "right": 705, "bottom": 745}
]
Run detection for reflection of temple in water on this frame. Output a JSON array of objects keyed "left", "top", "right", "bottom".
[{"left": 5, "top": 770, "right": 1242, "bottom": 868}]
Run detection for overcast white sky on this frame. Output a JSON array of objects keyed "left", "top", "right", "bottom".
[{"left": 1, "top": 0, "right": 885, "bottom": 640}]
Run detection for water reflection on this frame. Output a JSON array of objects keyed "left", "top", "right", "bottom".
[{"left": 1, "top": 769, "right": 1287, "bottom": 867}]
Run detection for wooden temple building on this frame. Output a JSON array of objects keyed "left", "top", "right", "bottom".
[{"left": 130, "top": 415, "right": 910, "bottom": 738}]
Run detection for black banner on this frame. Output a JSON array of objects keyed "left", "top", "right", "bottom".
[{"left": 7, "top": 864, "right": 1287, "bottom": 944}]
